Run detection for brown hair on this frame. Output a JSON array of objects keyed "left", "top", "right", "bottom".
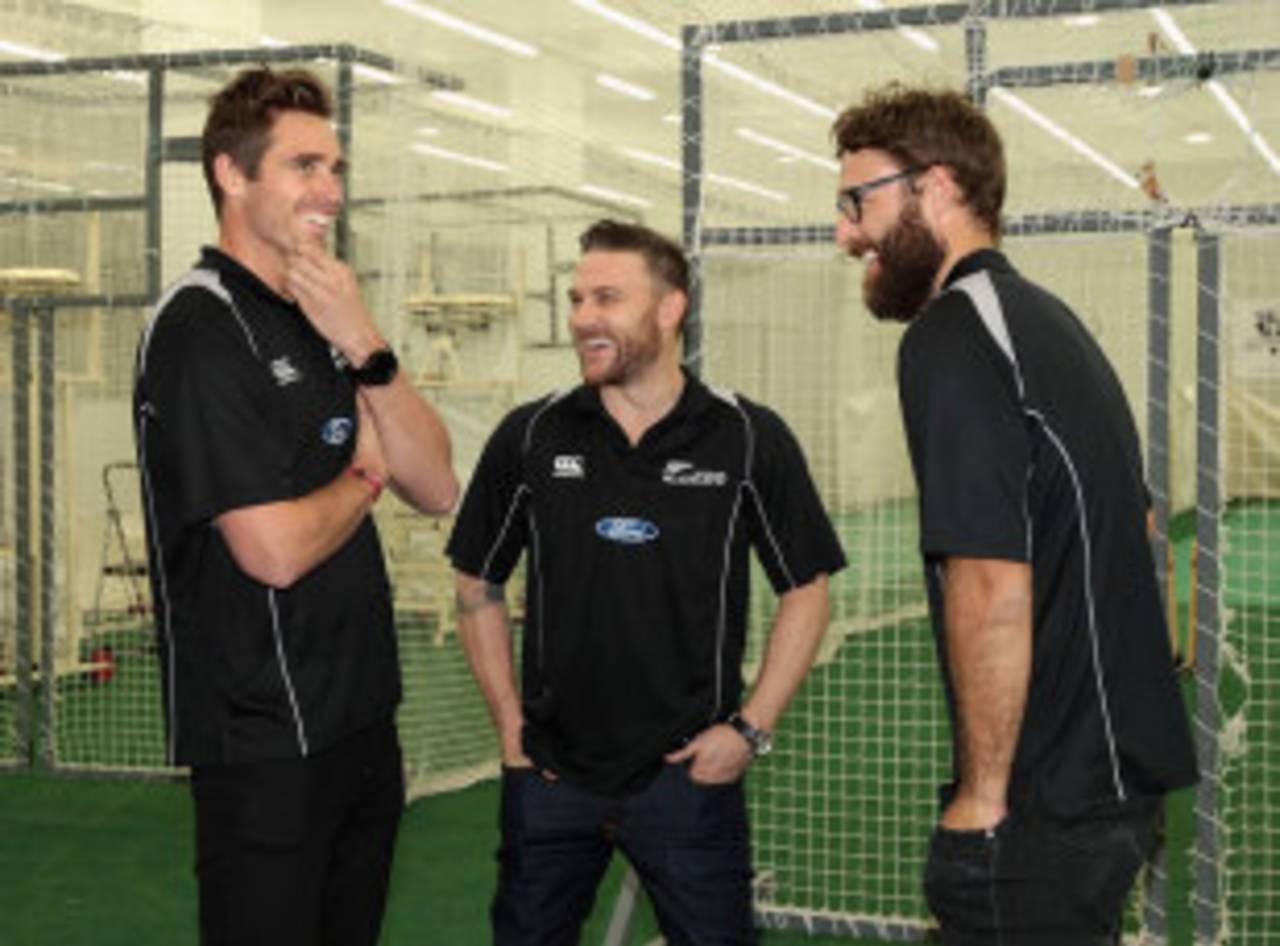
[
  {"left": 832, "top": 84, "right": 1005, "bottom": 236},
  {"left": 579, "top": 219, "right": 689, "bottom": 297},
  {"left": 201, "top": 66, "right": 333, "bottom": 216}
]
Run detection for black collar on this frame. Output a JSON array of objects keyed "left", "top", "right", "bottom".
[
  {"left": 199, "top": 246, "right": 298, "bottom": 311},
  {"left": 571, "top": 368, "right": 714, "bottom": 432},
  {"left": 941, "top": 248, "right": 1014, "bottom": 290}
]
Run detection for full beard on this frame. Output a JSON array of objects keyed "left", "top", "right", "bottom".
[{"left": 863, "top": 200, "right": 947, "bottom": 323}]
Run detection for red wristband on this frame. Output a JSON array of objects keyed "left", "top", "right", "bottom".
[{"left": 349, "top": 466, "right": 384, "bottom": 502}]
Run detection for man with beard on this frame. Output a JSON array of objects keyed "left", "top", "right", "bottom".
[
  {"left": 447, "top": 219, "right": 845, "bottom": 945},
  {"left": 134, "top": 67, "right": 457, "bottom": 945},
  {"left": 832, "top": 84, "right": 1197, "bottom": 944}
]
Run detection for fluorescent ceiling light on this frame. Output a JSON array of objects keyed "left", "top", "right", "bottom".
[
  {"left": 617, "top": 146, "right": 680, "bottom": 172},
  {"left": 574, "top": 0, "right": 833, "bottom": 119},
  {"left": 383, "top": 0, "right": 538, "bottom": 57},
  {"left": 416, "top": 126, "right": 439, "bottom": 136},
  {"left": 737, "top": 127, "right": 838, "bottom": 171},
  {"left": 1067, "top": 14, "right": 1100, "bottom": 27},
  {"left": 1137, "top": 85, "right": 1164, "bottom": 98},
  {"left": 410, "top": 142, "right": 508, "bottom": 173},
  {"left": 662, "top": 112, "right": 680, "bottom": 124},
  {"left": 259, "top": 35, "right": 289, "bottom": 47},
  {"left": 1150, "top": 8, "right": 1195, "bottom": 55},
  {"left": 2, "top": 176, "right": 74, "bottom": 193},
  {"left": 708, "top": 171, "right": 788, "bottom": 203},
  {"left": 615, "top": 145, "right": 788, "bottom": 203},
  {"left": 353, "top": 63, "right": 400, "bottom": 85},
  {"left": 989, "top": 88, "right": 1137, "bottom": 189},
  {"left": 85, "top": 160, "right": 140, "bottom": 174},
  {"left": 579, "top": 183, "right": 652, "bottom": 208},
  {"left": 0, "top": 39, "right": 65, "bottom": 61},
  {"left": 857, "top": 0, "right": 940, "bottom": 54},
  {"left": 431, "top": 90, "right": 512, "bottom": 120},
  {"left": 596, "top": 72, "right": 655, "bottom": 101},
  {"left": 1184, "top": 131, "right": 1213, "bottom": 145},
  {"left": 704, "top": 54, "right": 835, "bottom": 119},
  {"left": 570, "top": 0, "right": 679, "bottom": 51},
  {"left": 1152, "top": 8, "right": 1280, "bottom": 175}
]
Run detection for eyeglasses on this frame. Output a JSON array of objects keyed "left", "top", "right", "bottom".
[{"left": 836, "top": 166, "right": 928, "bottom": 224}]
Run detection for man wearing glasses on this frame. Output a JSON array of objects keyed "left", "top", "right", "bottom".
[{"left": 832, "top": 84, "right": 1197, "bottom": 944}]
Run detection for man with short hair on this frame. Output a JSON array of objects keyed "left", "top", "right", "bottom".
[
  {"left": 134, "top": 66, "right": 457, "bottom": 945},
  {"left": 832, "top": 84, "right": 1197, "bottom": 944},
  {"left": 448, "top": 219, "right": 846, "bottom": 945}
]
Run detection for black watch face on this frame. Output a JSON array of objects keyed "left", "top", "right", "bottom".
[{"left": 353, "top": 348, "right": 398, "bottom": 386}]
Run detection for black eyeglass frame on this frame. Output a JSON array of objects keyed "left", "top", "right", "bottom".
[{"left": 836, "top": 166, "right": 929, "bottom": 224}]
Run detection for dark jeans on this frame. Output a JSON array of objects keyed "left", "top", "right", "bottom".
[
  {"left": 924, "top": 797, "right": 1163, "bottom": 946},
  {"left": 190, "top": 720, "right": 404, "bottom": 946},
  {"left": 493, "top": 761, "right": 756, "bottom": 946}
]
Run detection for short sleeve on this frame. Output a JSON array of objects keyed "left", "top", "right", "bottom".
[
  {"left": 743, "top": 402, "right": 847, "bottom": 594},
  {"left": 140, "top": 288, "right": 293, "bottom": 526},
  {"left": 897, "top": 304, "right": 1030, "bottom": 562},
  {"left": 446, "top": 407, "right": 533, "bottom": 583}
]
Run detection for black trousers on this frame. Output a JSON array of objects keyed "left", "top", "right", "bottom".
[
  {"left": 492, "top": 762, "right": 757, "bottom": 946},
  {"left": 923, "top": 797, "right": 1163, "bottom": 946},
  {"left": 190, "top": 720, "right": 404, "bottom": 946}
]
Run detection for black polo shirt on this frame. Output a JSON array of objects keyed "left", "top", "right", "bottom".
[
  {"left": 447, "top": 374, "right": 845, "bottom": 795},
  {"left": 898, "top": 249, "right": 1197, "bottom": 818},
  {"left": 134, "top": 247, "right": 399, "bottom": 768}
]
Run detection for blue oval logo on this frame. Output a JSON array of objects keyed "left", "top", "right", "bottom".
[
  {"left": 595, "top": 517, "right": 659, "bottom": 545},
  {"left": 321, "top": 416, "right": 354, "bottom": 446}
]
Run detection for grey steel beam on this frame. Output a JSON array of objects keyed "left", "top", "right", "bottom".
[
  {"left": 36, "top": 304, "right": 56, "bottom": 769},
  {"left": 695, "top": 0, "right": 1212, "bottom": 44},
  {"left": 989, "top": 47, "right": 1280, "bottom": 90},
  {"left": 682, "top": 25, "right": 705, "bottom": 379},
  {"left": 0, "top": 196, "right": 146, "bottom": 216},
  {"left": 9, "top": 300, "right": 32, "bottom": 768},
  {"left": 1191, "top": 230, "right": 1223, "bottom": 946},
  {"left": 1143, "top": 225, "right": 1174, "bottom": 942},
  {"left": 146, "top": 64, "right": 164, "bottom": 302},
  {"left": 336, "top": 58, "right": 354, "bottom": 263},
  {"left": 0, "top": 44, "right": 461, "bottom": 91}
]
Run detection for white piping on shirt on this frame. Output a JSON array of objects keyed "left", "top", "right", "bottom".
[
  {"left": 134, "top": 267, "right": 264, "bottom": 764},
  {"left": 267, "top": 589, "right": 309, "bottom": 756},
  {"left": 134, "top": 408, "right": 178, "bottom": 764},
  {"left": 1026, "top": 410, "right": 1126, "bottom": 802},
  {"left": 947, "top": 271, "right": 1125, "bottom": 803}
]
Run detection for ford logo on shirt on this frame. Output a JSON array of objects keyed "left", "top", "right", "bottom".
[
  {"left": 595, "top": 517, "right": 659, "bottom": 545},
  {"left": 321, "top": 416, "right": 354, "bottom": 446}
]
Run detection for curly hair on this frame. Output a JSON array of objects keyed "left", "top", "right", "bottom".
[
  {"left": 832, "top": 84, "right": 1005, "bottom": 236},
  {"left": 201, "top": 66, "right": 333, "bottom": 216}
]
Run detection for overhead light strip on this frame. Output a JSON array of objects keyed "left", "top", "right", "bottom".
[
  {"left": 572, "top": 0, "right": 833, "bottom": 119},
  {"left": 596, "top": 73, "right": 655, "bottom": 101},
  {"left": 736, "top": 127, "right": 838, "bottom": 171},
  {"left": 579, "top": 183, "right": 652, "bottom": 207},
  {"left": 383, "top": 0, "right": 538, "bottom": 57},
  {"left": 0, "top": 39, "right": 65, "bottom": 61},
  {"left": 989, "top": 88, "right": 1137, "bottom": 189},
  {"left": 857, "top": 0, "right": 939, "bottom": 53},
  {"left": 410, "top": 142, "right": 508, "bottom": 173},
  {"left": 1152, "top": 7, "right": 1280, "bottom": 174},
  {"left": 431, "top": 90, "right": 512, "bottom": 120},
  {"left": 616, "top": 145, "right": 788, "bottom": 203}
]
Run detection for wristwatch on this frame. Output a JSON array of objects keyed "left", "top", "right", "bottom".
[
  {"left": 727, "top": 712, "right": 773, "bottom": 758},
  {"left": 347, "top": 347, "right": 399, "bottom": 386}
]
